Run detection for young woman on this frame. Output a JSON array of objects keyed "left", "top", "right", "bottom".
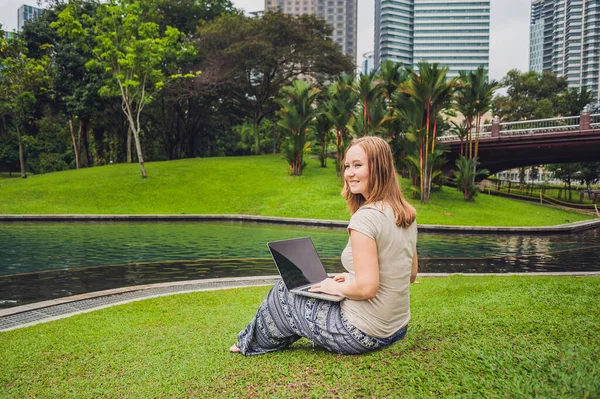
[{"left": 230, "top": 136, "right": 418, "bottom": 355}]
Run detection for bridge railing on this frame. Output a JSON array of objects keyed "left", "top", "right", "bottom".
[
  {"left": 438, "top": 113, "right": 600, "bottom": 142},
  {"left": 499, "top": 115, "right": 580, "bottom": 135},
  {"left": 591, "top": 113, "right": 600, "bottom": 128}
]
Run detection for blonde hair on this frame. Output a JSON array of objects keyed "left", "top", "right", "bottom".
[{"left": 342, "top": 136, "right": 416, "bottom": 228}]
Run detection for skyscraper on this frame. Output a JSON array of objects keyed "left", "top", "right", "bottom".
[
  {"left": 529, "top": 0, "right": 554, "bottom": 73},
  {"left": 265, "top": 0, "right": 358, "bottom": 61},
  {"left": 374, "top": 0, "right": 490, "bottom": 78},
  {"left": 374, "top": 0, "right": 413, "bottom": 67},
  {"left": 528, "top": 0, "right": 600, "bottom": 101},
  {"left": 17, "top": 4, "right": 43, "bottom": 31}
]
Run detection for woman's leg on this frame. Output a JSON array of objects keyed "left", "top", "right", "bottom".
[
  {"left": 235, "top": 280, "right": 407, "bottom": 355},
  {"left": 236, "top": 280, "right": 303, "bottom": 355}
]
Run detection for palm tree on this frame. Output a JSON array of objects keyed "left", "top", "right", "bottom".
[
  {"left": 326, "top": 74, "right": 358, "bottom": 176},
  {"left": 454, "top": 155, "right": 489, "bottom": 201},
  {"left": 450, "top": 120, "right": 468, "bottom": 156},
  {"left": 456, "top": 66, "right": 500, "bottom": 165},
  {"left": 377, "top": 60, "right": 407, "bottom": 112},
  {"left": 348, "top": 98, "right": 388, "bottom": 138},
  {"left": 313, "top": 95, "right": 333, "bottom": 168},
  {"left": 398, "top": 62, "right": 458, "bottom": 203},
  {"left": 277, "top": 80, "right": 320, "bottom": 176},
  {"left": 352, "top": 71, "right": 382, "bottom": 137}
]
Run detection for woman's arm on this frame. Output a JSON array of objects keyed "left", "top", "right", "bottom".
[
  {"left": 309, "top": 230, "right": 379, "bottom": 300},
  {"left": 410, "top": 250, "right": 418, "bottom": 283}
]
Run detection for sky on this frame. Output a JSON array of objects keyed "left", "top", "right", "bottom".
[{"left": 0, "top": 0, "right": 531, "bottom": 81}]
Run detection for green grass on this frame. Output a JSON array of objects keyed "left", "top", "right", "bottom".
[
  {"left": 1, "top": 276, "right": 599, "bottom": 398},
  {"left": 0, "top": 155, "right": 593, "bottom": 226}
]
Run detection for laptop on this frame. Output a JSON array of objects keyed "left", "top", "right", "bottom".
[{"left": 267, "top": 237, "right": 344, "bottom": 302}]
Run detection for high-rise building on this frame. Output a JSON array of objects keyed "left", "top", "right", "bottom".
[
  {"left": 528, "top": 0, "right": 600, "bottom": 101},
  {"left": 17, "top": 4, "right": 43, "bottom": 31},
  {"left": 265, "top": 0, "right": 357, "bottom": 61},
  {"left": 529, "top": 0, "right": 554, "bottom": 73},
  {"left": 362, "top": 52, "right": 375, "bottom": 74},
  {"left": 374, "top": 0, "right": 413, "bottom": 67},
  {"left": 374, "top": 0, "right": 490, "bottom": 78}
]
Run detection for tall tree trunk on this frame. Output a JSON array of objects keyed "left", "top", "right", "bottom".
[
  {"left": 253, "top": 115, "right": 260, "bottom": 155},
  {"left": 467, "top": 118, "right": 473, "bottom": 160},
  {"left": 320, "top": 134, "right": 326, "bottom": 168},
  {"left": 16, "top": 124, "right": 27, "bottom": 179},
  {"left": 419, "top": 137, "right": 424, "bottom": 202},
  {"left": 132, "top": 126, "right": 147, "bottom": 178},
  {"left": 422, "top": 103, "right": 431, "bottom": 203},
  {"left": 127, "top": 126, "right": 132, "bottom": 163},
  {"left": 80, "top": 119, "right": 91, "bottom": 167},
  {"left": 473, "top": 114, "right": 482, "bottom": 176},
  {"left": 68, "top": 119, "right": 81, "bottom": 169},
  {"left": 272, "top": 122, "right": 277, "bottom": 154}
]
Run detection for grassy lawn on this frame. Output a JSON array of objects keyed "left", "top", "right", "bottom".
[
  {"left": 0, "top": 154, "right": 593, "bottom": 226},
  {"left": 1, "top": 276, "right": 598, "bottom": 398}
]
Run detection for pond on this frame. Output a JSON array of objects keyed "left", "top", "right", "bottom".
[{"left": 1, "top": 221, "right": 599, "bottom": 308}]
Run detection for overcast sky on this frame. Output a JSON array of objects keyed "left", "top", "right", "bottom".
[{"left": 0, "top": 0, "right": 531, "bottom": 81}]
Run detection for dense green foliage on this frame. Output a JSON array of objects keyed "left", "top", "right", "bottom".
[
  {"left": 0, "top": 155, "right": 592, "bottom": 225},
  {"left": 492, "top": 69, "right": 592, "bottom": 121},
  {"left": 2, "top": 276, "right": 599, "bottom": 398},
  {"left": 0, "top": 0, "right": 351, "bottom": 176}
]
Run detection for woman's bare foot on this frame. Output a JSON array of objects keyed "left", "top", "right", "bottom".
[{"left": 229, "top": 344, "right": 240, "bottom": 353}]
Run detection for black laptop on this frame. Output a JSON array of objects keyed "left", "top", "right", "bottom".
[{"left": 267, "top": 237, "right": 344, "bottom": 302}]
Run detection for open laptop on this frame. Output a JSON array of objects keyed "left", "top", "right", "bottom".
[{"left": 267, "top": 237, "right": 344, "bottom": 302}]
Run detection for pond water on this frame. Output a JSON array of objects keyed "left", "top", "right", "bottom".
[{"left": 1, "top": 221, "right": 599, "bottom": 308}]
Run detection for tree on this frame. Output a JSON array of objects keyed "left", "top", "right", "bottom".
[
  {"left": 313, "top": 94, "right": 333, "bottom": 168},
  {"left": 576, "top": 162, "right": 600, "bottom": 198},
  {"left": 277, "top": 80, "right": 320, "bottom": 176},
  {"left": 454, "top": 156, "right": 489, "bottom": 201},
  {"left": 398, "top": 62, "right": 458, "bottom": 203},
  {"left": 22, "top": 2, "right": 107, "bottom": 169},
  {"left": 547, "top": 163, "right": 580, "bottom": 201},
  {"left": 326, "top": 74, "right": 358, "bottom": 176},
  {"left": 0, "top": 35, "right": 52, "bottom": 178},
  {"left": 195, "top": 11, "right": 353, "bottom": 154},
  {"left": 376, "top": 60, "right": 406, "bottom": 109},
  {"left": 352, "top": 71, "right": 382, "bottom": 137},
  {"left": 53, "top": 0, "right": 197, "bottom": 178},
  {"left": 556, "top": 87, "right": 593, "bottom": 117},
  {"left": 492, "top": 69, "right": 570, "bottom": 121},
  {"left": 450, "top": 120, "right": 468, "bottom": 156},
  {"left": 456, "top": 66, "right": 499, "bottom": 166}
]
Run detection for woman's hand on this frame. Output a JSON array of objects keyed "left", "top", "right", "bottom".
[
  {"left": 308, "top": 278, "right": 343, "bottom": 296},
  {"left": 333, "top": 272, "right": 352, "bottom": 282}
]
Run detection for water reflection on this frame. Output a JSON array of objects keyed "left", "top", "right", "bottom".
[{"left": 0, "top": 222, "right": 598, "bottom": 308}]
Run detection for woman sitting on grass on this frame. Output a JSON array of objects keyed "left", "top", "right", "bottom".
[{"left": 230, "top": 136, "right": 418, "bottom": 355}]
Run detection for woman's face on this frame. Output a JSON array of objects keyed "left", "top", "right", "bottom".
[{"left": 344, "top": 145, "right": 369, "bottom": 197}]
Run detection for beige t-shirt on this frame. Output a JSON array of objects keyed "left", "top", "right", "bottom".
[{"left": 340, "top": 202, "right": 417, "bottom": 338}]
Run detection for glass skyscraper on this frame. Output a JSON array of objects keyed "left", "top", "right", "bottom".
[
  {"left": 529, "top": 0, "right": 600, "bottom": 101},
  {"left": 374, "top": 0, "right": 490, "bottom": 78},
  {"left": 374, "top": 0, "right": 413, "bottom": 67}
]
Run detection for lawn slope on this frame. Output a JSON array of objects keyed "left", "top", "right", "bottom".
[{"left": 0, "top": 155, "right": 593, "bottom": 226}]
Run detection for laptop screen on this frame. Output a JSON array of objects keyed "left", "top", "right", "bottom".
[{"left": 268, "top": 237, "right": 328, "bottom": 290}]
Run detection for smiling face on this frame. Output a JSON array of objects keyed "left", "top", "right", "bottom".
[{"left": 344, "top": 144, "right": 370, "bottom": 197}]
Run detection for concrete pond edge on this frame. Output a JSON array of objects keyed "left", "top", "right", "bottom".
[{"left": 1, "top": 214, "right": 600, "bottom": 233}]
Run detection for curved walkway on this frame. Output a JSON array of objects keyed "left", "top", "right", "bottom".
[
  {"left": 1, "top": 214, "right": 600, "bottom": 233},
  {"left": 2, "top": 272, "right": 600, "bottom": 333}
]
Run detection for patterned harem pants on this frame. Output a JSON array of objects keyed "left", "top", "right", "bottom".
[{"left": 236, "top": 280, "right": 407, "bottom": 356}]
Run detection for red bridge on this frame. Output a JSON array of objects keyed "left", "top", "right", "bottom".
[{"left": 440, "top": 111, "right": 600, "bottom": 174}]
